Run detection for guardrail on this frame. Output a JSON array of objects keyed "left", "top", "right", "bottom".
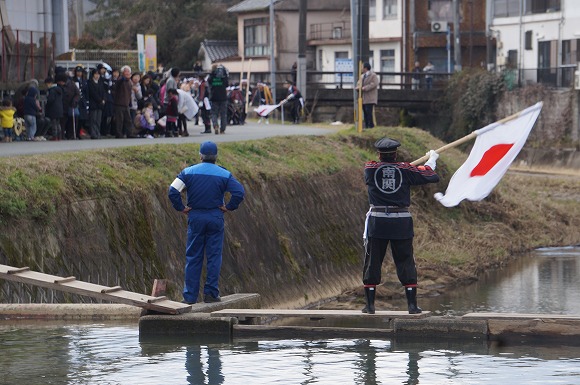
[{"left": 182, "top": 70, "right": 452, "bottom": 91}]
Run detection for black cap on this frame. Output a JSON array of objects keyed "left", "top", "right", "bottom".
[
  {"left": 374, "top": 137, "right": 400, "bottom": 153},
  {"left": 75, "top": 66, "right": 84, "bottom": 73}
]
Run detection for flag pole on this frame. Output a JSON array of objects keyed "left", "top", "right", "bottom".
[{"left": 410, "top": 109, "right": 526, "bottom": 166}]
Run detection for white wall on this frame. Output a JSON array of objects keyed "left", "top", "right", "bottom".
[{"left": 491, "top": 0, "right": 580, "bottom": 75}]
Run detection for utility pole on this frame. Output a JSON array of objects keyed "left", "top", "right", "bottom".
[
  {"left": 360, "top": 0, "right": 370, "bottom": 64},
  {"left": 351, "top": 0, "right": 359, "bottom": 127},
  {"left": 269, "top": 0, "right": 276, "bottom": 103},
  {"left": 453, "top": 0, "right": 462, "bottom": 71},
  {"left": 298, "top": 0, "right": 307, "bottom": 100}
]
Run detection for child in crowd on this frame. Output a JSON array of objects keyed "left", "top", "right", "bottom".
[
  {"left": 0, "top": 99, "right": 16, "bottom": 142},
  {"left": 137, "top": 101, "right": 156, "bottom": 138}
]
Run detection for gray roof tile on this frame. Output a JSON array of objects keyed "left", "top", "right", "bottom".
[{"left": 200, "top": 40, "right": 239, "bottom": 62}]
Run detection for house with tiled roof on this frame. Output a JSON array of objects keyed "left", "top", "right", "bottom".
[
  {"left": 226, "top": 0, "right": 351, "bottom": 77},
  {"left": 198, "top": 40, "right": 239, "bottom": 72}
]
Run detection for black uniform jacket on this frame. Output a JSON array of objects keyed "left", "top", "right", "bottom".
[{"left": 365, "top": 160, "right": 439, "bottom": 239}]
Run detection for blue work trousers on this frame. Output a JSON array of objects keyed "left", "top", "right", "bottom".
[{"left": 183, "top": 210, "right": 225, "bottom": 303}]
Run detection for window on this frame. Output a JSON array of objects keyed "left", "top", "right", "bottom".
[
  {"left": 370, "top": 0, "right": 376, "bottom": 20},
  {"left": 538, "top": 41, "right": 554, "bottom": 68},
  {"left": 369, "top": 50, "right": 374, "bottom": 70},
  {"left": 493, "top": 0, "right": 520, "bottom": 17},
  {"left": 428, "top": 0, "right": 453, "bottom": 22},
  {"left": 244, "top": 17, "right": 269, "bottom": 57},
  {"left": 562, "top": 40, "right": 578, "bottom": 65},
  {"left": 507, "top": 50, "right": 518, "bottom": 68},
  {"left": 384, "top": 0, "right": 397, "bottom": 19},
  {"left": 525, "top": 0, "right": 560, "bottom": 14},
  {"left": 525, "top": 30, "right": 533, "bottom": 50},
  {"left": 380, "top": 49, "right": 395, "bottom": 82}
]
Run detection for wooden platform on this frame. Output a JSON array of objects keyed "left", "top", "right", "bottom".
[
  {"left": 211, "top": 308, "right": 429, "bottom": 323},
  {"left": 0, "top": 264, "right": 191, "bottom": 315}
]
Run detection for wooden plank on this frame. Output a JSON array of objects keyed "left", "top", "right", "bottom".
[
  {"left": 0, "top": 264, "right": 192, "bottom": 315},
  {"left": 211, "top": 309, "right": 429, "bottom": 319},
  {"left": 463, "top": 312, "right": 580, "bottom": 321},
  {"left": 54, "top": 276, "right": 76, "bottom": 284}
]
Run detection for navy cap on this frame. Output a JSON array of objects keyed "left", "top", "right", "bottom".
[
  {"left": 374, "top": 137, "right": 400, "bottom": 153},
  {"left": 200, "top": 141, "right": 218, "bottom": 155}
]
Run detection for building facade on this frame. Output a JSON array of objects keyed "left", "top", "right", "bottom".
[{"left": 488, "top": 0, "right": 577, "bottom": 88}]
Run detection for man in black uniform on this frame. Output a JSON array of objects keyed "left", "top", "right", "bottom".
[{"left": 362, "top": 137, "right": 440, "bottom": 314}]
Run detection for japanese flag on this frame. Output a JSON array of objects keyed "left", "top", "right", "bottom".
[{"left": 434, "top": 102, "right": 543, "bottom": 207}]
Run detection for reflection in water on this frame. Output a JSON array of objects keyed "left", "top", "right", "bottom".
[
  {"left": 1, "top": 248, "right": 580, "bottom": 383},
  {"left": 1, "top": 326, "right": 580, "bottom": 384},
  {"left": 424, "top": 247, "right": 580, "bottom": 315},
  {"left": 186, "top": 346, "right": 224, "bottom": 385}
]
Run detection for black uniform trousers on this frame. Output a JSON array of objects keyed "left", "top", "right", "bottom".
[{"left": 363, "top": 237, "right": 417, "bottom": 287}]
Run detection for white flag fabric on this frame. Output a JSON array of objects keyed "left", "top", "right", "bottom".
[
  {"left": 254, "top": 104, "right": 279, "bottom": 117},
  {"left": 176, "top": 89, "right": 199, "bottom": 120},
  {"left": 434, "top": 102, "right": 543, "bottom": 207}
]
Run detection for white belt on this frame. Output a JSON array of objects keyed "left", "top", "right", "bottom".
[{"left": 362, "top": 208, "right": 412, "bottom": 246}]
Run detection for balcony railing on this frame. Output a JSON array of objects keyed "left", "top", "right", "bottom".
[
  {"left": 309, "top": 21, "right": 351, "bottom": 41},
  {"left": 515, "top": 66, "right": 576, "bottom": 88},
  {"left": 183, "top": 67, "right": 576, "bottom": 94}
]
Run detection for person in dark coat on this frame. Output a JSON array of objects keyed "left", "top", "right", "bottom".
[
  {"left": 61, "top": 73, "right": 80, "bottom": 139},
  {"left": 98, "top": 63, "right": 114, "bottom": 137},
  {"left": 283, "top": 80, "right": 303, "bottom": 124},
  {"left": 362, "top": 138, "right": 440, "bottom": 315},
  {"left": 88, "top": 68, "right": 106, "bottom": 139},
  {"left": 45, "top": 75, "right": 65, "bottom": 140},
  {"left": 112, "top": 65, "right": 135, "bottom": 138},
  {"left": 208, "top": 64, "right": 229, "bottom": 134},
  {"left": 72, "top": 66, "right": 89, "bottom": 137}
]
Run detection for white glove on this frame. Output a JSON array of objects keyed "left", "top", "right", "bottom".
[{"left": 424, "top": 150, "right": 439, "bottom": 170}]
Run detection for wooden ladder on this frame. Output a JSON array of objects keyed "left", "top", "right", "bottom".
[{"left": 0, "top": 264, "right": 191, "bottom": 315}]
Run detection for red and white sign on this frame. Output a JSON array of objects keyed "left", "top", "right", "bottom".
[{"left": 434, "top": 102, "right": 543, "bottom": 207}]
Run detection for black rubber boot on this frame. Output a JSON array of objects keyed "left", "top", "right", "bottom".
[
  {"left": 405, "top": 287, "right": 422, "bottom": 314},
  {"left": 362, "top": 286, "right": 376, "bottom": 314}
]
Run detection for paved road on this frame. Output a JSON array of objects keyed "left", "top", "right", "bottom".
[{"left": 0, "top": 121, "right": 340, "bottom": 157}]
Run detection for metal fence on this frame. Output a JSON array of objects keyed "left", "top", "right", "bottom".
[
  {"left": 220, "top": 70, "right": 451, "bottom": 91},
  {"left": 1, "top": 28, "right": 55, "bottom": 84},
  {"left": 71, "top": 49, "right": 139, "bottom": 72},
  {"left": 512, "top": 66, "right": 577, "bottom": 89}
]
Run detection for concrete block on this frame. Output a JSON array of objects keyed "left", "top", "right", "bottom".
[
  {"left": 139, "top": 313, "right": 235, "bottom": 340},
  {"left": 394, "top": 316, "right": 488, "bottom": 338},
  {"left": 487, "top": 318, "right": 580, "bottom": 338}
]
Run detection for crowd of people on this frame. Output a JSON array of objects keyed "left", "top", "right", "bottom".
[{"left": 0, "top": 61, "right": 304, "bottom": 143}]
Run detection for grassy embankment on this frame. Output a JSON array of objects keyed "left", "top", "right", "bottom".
[{"left": 1, "top": 125, "right": 579, "bottom": 299}]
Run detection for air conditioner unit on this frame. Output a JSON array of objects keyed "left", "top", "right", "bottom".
[{"left": 431, "top": 21, "right": 448, "bottom": 33}]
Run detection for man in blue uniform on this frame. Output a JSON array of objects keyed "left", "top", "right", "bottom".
[
  {"left": 362, "top": 138, "right": 439, "bottom": 314},
  {"left": 168, "top": 141, "right": 245, "bottom": 304}
]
